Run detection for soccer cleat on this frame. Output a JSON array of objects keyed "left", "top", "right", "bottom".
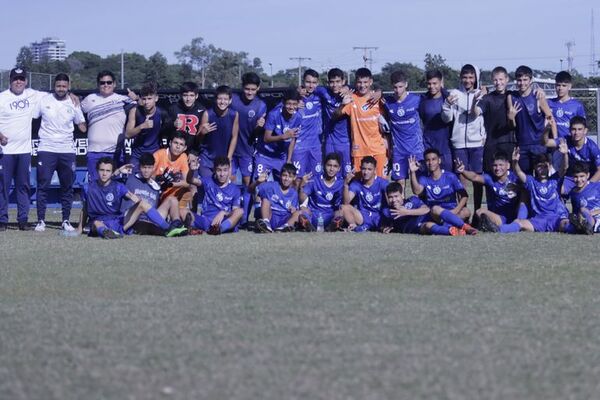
[
  {"left": 183, "top": 213, "right": 193, "bottom": 229},
  {"left": 326, "top": 216, "right": 344, "bottom": 232},
  {"left": 461, "top": 223, "right": 478, "bottom": 235},
  {"left": 568, "top": 213, "right": 586, "bottom": 234},
  {"left": 102, "top": 229, "right": 122, "bottom": 239},
  {"left": 207, "top": 224, "right": 221, "bottom": 235},
  {"left": 165, "top": 226, "right": 188, "bottom": 237},
  {"left": 0, "top": 223, "right": 7, "bottom": 232},
  {"left": 35, "top": 220, "right": 46, "bottom": 232},
  {"left": 297, "top": 214, "right": 316, "bottom": 232},
  {"left": 275, "top": 224, "right": 294, "bottom": 232},
  {"left": 479, "top": 214, "right": 499, "bottom": 233},
  {"left": 255, "top": 219, "right": 273, "bottom": 233},
  {"left": 18, "top": 222, "right": 32, "bottom": 231},
  {"left": 61, "top": 220, "right": 75, "bottom": 232},
  {"left": 449, "top": 226, "right": 466, "bottom": 236},
  {"left": 188, "top": 228, "right": 204, "bottom": 235}
]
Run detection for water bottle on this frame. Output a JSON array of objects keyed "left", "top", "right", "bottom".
[{"left": 317, "top": 213, "right": 324, "bottom": 232}]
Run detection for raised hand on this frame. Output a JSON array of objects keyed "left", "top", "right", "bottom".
[
  {"left": 512, "top": 146, "right": 520, "bottom": 162},
  {"left": 199, "top": 122, "right": 218, "bottom": 135},
  {"left": 454, "top": 158, "right": 465, "bottom": 174},
  {"left": 282, "top": 127, "right": 299, "bottom": 140},
  {"left": 344, "top": 169, "right": 356, "bottom": 185},
  {"left": 408, "top": 155, "right": 420, "bottom": 173},
  {"left": 508, "top": 100, "right": 522, "bottom": 120},
  {"left": 558, "top": 138, "right": 569, "bottom": 155},
  {"left": 256, "top": 114, "right": 266, "bottom": 128},
  {"left": 300, "top": 172, "right": 313, "bottom": 187}
]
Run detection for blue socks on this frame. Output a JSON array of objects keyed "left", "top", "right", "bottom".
[
  {"left": 97, "top": 226, "right": 106, "bottom": 237},
  {"left": 220, "top": 219, "right": 232, "bottom": 233},
  {"left": 430, "top": 224, "right": 450, "bottom": 235},
  {"left": 499, "top": 222, "right": 520, "bottom": 233},
  {"left": 146, "top": 208, "right": 170, "bottom": 230},
  {"left": 440, "top": 210, "right": 464, "bottom": 228}
]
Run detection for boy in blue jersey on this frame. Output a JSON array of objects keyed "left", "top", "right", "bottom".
[
  {"left": 341, "top": 156, "right": 389, "bottom": 232},
  {"left": 253, "top": 163, "right": 299, "bottom": 233},
  {"left": 186, "top": 155, "right": 243, "bottom": 235},
  {"left": 198, "top": 85, "right": 239, "bottom": 177},
  {"left": 544, "top": 116, "right": 600, "bottom": 193},
  {"left": 409, "top": 148, "right": 477, "bottom": 235},
  {"left": 297, "top": 152, "right": 344, "bottom": 232},
  {"left": 503, "top": 148, "right": 575, "bottom": 233},
  {"left": 125, "top": 82, "right": 171, "bottom": 171},
  {"left": 455, "top": 152, "right": 523, "bottom": 233},
  {"left": 548, "top": 71, "right": 586, "bottom": 139},
  {"left": 382, "top": 70, "right": 424, "bottom": 187},
  {"left": 380, "top": 181, "right": 430, "bottom": 234},
  {"left": 292, "top": 69, "right": 323, "bottom": 178},
  {"left": 568, "top": 162, "right": 600, "bottom": 234},
  {"left": 419, "top": 69, "right": 453, "bottom": 172},
  {"left": 120, "top": 153, "right": 187, "bottom": 236},
  {"left": 507, "top": 65, "right": 553, "bottom": 174},
  {"left": 314, "top": 68, "right": 352, "bottom": 177},
  {"left": 77, "top": 157, "right": 185, "bottom": 238},
  {"left": 254, "top": 90, "right": 301, "bottom": 182}
]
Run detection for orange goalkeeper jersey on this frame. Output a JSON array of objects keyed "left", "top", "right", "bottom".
[{"left": 341, "top": 94, "right": 386, "bottom": 157}]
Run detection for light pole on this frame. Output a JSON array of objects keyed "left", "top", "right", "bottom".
[
  {"left": 269, "top": 63, "right": 273, "bottom": 88},
  {"left": 560, "top": 59, "right": 564, "bottom": 70}
]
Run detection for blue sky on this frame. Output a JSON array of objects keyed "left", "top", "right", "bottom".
[{"left": 1, "top": 0, "right": 598, "bottom": 75}]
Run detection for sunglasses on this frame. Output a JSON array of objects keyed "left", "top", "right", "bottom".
[{"left": 99, "top": 80, "right": 113, "bottom": 86}]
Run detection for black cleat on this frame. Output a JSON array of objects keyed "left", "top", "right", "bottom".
[
  {"left": 326, "top": 216, "right": 344, "bottom": 232},
  {"left": 479, "top": 214, "right": 499, "bottom": 233},
  {"left": 0, "top": 223, "right": 7, "bottom": 232},
  {"left": 297, "top": 214, "right": 315, "bottom": 232},
  {"left": 102, "top": 229, "right": 122, "bottom": 239},
  {"left": 255, "top": 219, "right": 273, "bottom": 233},
  {"left": 18, "top": 222, "right": 32, "bottom": 231},
  {"left": 207, "top": 224, "right": 221, "bottom": 235},
  {"left": 275, "top": 224, "right": 294, "bottom": 232}
]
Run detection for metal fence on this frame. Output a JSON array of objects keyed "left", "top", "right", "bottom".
[{"left": 0, "top": 70, "right": 54, "bottom": 91}]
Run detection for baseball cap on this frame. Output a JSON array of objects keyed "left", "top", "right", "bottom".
[{"left": 10, "top": 68, "right": 26, "bottom": 81}]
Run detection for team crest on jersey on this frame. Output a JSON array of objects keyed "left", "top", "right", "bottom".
[
  {"left": 345, "top": 164, "right": 352, "bottom": 173},
  {"left": 305, "top": 102, "right": 313, "bottom": 110},
  {"left": 539, "top": 186, "right": 548, "bottom": 195},
  {"left": 248, "top": 110, "right": 256, "bottom": 118},
  {"left": 581, "top": 199, "right": 588, "bottom": 207},
  {"left": 325, "top": 192, "right": 333, "bottom": 201},
  {"left": 361, "top": 104, "right": 369, "bottom": 111},
  {"left": 365, "top": 192, "right": 374, "bottom": 202},
  {"left": 397, "top": 108, "right": 405, "bottom": 117},
  {"left": 216, "top": 192, "right": 224, "bottom": 202},
  {"left": 405, "top": 202, "right": 413, "bottom": 209},
  {"left": 432, "top": 186, "right": 441, "bottom": 195},
  {"left": 106, "top": 193, "right": 114, "bottom": 202},
  {"left": 315, "top": 164, "right": 322, "bottom": 173},
  {"left": 272, "top": 194, "right": 280, "bottom": 202},
  {"left": 247, "top": 164, "right": 253, "bottom": 172},
  {"left": 556, "top": 108, "right": 564, "bottom": 118},
  {"left": 527, "top": 103, "right": 535, "bottom": 113},
  {"left": 285, "top": 200, "right": 292, "bottom": 210}
]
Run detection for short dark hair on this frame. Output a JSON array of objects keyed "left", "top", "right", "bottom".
[
  {"left": 96, "top": 70, "right": 115, "bottom": 84},
  {"left": 188, "top": 148, "right": 200, "bottom": 157},
  {"left": 555, "top": 71, "right": 572, "bottom": 84},
  {"left": 96, "top": 156, "right": 114, "bottom": 171},
  {"left": 170, "top": 131, "right": 187, "bottom": 144},
  {"left": 571, "top": 162, "right": 590, "bottom": 175},
  {"left": 515, "top": 65, "right": 533, "bottom": 79},
  {"left": 242, "top": 72, "right": 261, "bottom": 87},
  {"left": 140, "top": 81, "right": 158, "bottom": 97},
  {"left": 424, "top": 148, "right": 441, "bottom": 158},
  {"left": 570, "top": 116, "right": 587, "bottom": 129},
  {"left": 213, "top": 155, "right": 230, "bottom": 168},
  {"left": 386, "top": 181, "right": 403, "bottom": 196},
  {"left": 303, "top": 69, "right": 319, "bottom": 80},
  {"left": 534, "top": 153, "right": 551, "bottom": 165},
  {"left": 425, "top": 69, "right": 442, "bottom": 80},
  {"left": 215, "top": 85, "right": 232, "bottom": 98},
  {"left": 493, "top": 151, "right": 510, "bottom": 162},
  {"left": 54, "top": 73, "right": 69, "bottom": 83},
  {"left": 355, "top": 68, "right": 372, "bottom": 79},
  {"left": 460, "top": 64, "right": 476, "bottom": 76},
  {"left": 327, "top": 68, "right": 345, "bottom": 81},
  {"left": 492, "top": 66, "right": 508, "bottom": 76},
  {"left": 283, "top": 89, "right": 301, "bottom": 103},
  {"left": 281, "top": 163, "right": 297, "bottom": 176},
  {"left": 390, "top": 71, "right": 407, "bottom": 85},
  {"left": 179, "top": 81, "right": 199, "bottom": 94},
  {"left": 361, "top": 155, "right": 377, "bottom": 167},
  {"left": 324, "top": 152, "right": 341, "bottom": 165},
  {"left": 139, "top": 152, "right": 155, "bottom": 167}
]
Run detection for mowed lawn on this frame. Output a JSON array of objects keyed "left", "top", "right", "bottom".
[{"left": 1, "top": 220, "right": 600, "bottom": 399}]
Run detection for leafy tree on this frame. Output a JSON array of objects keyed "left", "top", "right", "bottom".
[
  {"left": 374, "top": 62, "right": 425, "bottom": 91},
  {"left": 424, "top": 53, "right": 459, "bottom": 88},
  {"left": 15, "top": 46, "right": 34, "bottom": 70}
]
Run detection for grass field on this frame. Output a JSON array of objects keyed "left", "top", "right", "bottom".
[{"left": 2, "top": 213, "right": 600, "bottom": 400}]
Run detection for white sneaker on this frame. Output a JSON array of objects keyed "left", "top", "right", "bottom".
[
  {"left": 62, "top": 220, "right": 75, "bottom": 232},
  {"left": 35, "top": 220, "right": 46, "bottom": 232}
]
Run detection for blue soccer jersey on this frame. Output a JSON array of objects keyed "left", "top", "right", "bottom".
[
  {"left": 384, "top": 93, "right": 424, "bottom": 156},
  {"left": 381, "top": 195, "right": 426, "bottom": 233},
  {"left": 200, "top": 176, "right": 241, "bottom": 218},
  {"left": 482, "top": 172, "right": 519, "bottom": 220},
  {"left": 418, "top": 171, "right": 465, "bottom": 209},
  {"left": 131, "top": 106, "right": 163, "bottom": 158},
  {"left": 231, "top": 93, "right": 267, "bottom": 158},
  {"left": 525, "top": 174, "right": 568, "bottom": 217},
  {"left": 200, "top": 107, "right": 237, "bottom": 168},
  {"left": 418, "top": 92, "right": 452, "bottom": 155},
  {"left": 296, "top": 92, "right": 322, "bottom": 150},
  {"left": 349, "top": 177, "right": 389, "bottom": 213},
  {"left": 548, "top": 97, "right": 586, "bottom": 139},
  {"left": 256, "top": 107, "right": 302, "bottom": 160},
  {"left": 566, "top": 137, "right": 600, "bottom": 175},
  {"left": 83, "top": 180, "right": 129, "bottom": 221},
  {"left": 511, "top": 91, "right": 546, "bottom": 146},
  {"left": 314, "top": 86, "right": 350, "bottom": 146},
  {"left": 570, "top": 181, "right": 600, "bottom": 214},
  {"left": 257, "top": 181, "right": 299, "bottom": 218},
  {"left": 303, "top": 174, "right": 344, "bottom": 214}
]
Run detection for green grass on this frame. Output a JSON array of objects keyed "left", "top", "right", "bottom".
[{"left": 1, "top": 216, "right": 600, "bottom": 399}]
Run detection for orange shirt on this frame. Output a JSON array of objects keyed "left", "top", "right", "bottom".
[
  {"left": 342, "top": 94, "right": 386, "bottom": 157},
  {"left": 152, "top": 148, "right": 189, "bottom": 200}
]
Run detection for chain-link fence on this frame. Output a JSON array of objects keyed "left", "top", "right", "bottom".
[{"left": 0, "top": 70, "right": 54, "bottom": 91}]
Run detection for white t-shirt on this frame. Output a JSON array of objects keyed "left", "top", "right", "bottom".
[
  {"left": 81, "top": 92, "right": 134, "bottom": 153},
  {"left": 34, "top": 94, "right": 85, "bottom": 153},
  {"left": 0, "top": 88, "right": 47, "bottom": 154}
]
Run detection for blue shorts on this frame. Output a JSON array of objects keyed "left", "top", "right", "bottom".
[
  {"left": 325, "top": 141, "right": 352, "bottom": 177},
  {"left": 453, "top": 147, "right": 484, "bottom": 174},
  {"left": 309, "top": 210, "right": 335, "bottom": 227},
  {"left": 292, "top": 147, "right": 322, "bottom": 178},
  {"left": 254, "top": 154, "right": 285, "bottom": 181},
  {"left": 391, "top": 152, "right": 423, "bottom": 181},
  {"left": 271, "top": 212, "right": 291, "bottom": 229},
  {"left": 89, "top": 217, "right": 125, "bottom": 237},
  {"left": 530, "top": 214, "right": 565, "bottom": 232},
  {"left": 358, "top": 209, "right": 381, "bottom": 231},
  {"left": 232, "top": 155, "right": 254, "bottom": 178},
  {"left": 192, "top": 212, "right": 238, "bottom": 233}
]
